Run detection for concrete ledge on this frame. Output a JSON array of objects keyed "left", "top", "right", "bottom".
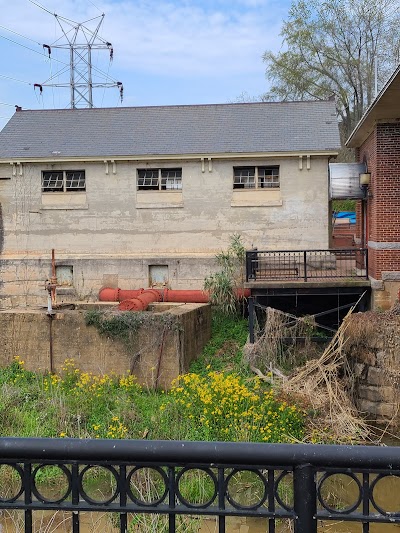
[{"left": 382, "top": 271, "right": 400, "bottom": 281}]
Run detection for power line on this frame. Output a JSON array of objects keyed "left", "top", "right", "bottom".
[
  {"left": 0, "top": 102, "right": 16, "bottom": 107},
  {"left": 0, "top": 33, "right": 119, "bottom": 82},
  {"left": 13, "top": 1, "right": 123, "bottom": 107},
  {"left": 87, "top": 0, "right": 103, "bottom": 14},
  {"left": 39, "top": 14, "right": 122, "bottom": 107},
  {"left": 27, "top": 0, "right": 54, "bottom": 16},
  {"left": 0, "top": 24, "right": 43, "bottom": 46},
  {"left": 0, "top": 34, "right": 48, "bottom": 58},
  {"left": 0, "top": 73, "right": 32, "bottom": 85}
]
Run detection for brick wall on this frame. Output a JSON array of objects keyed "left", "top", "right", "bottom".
[{"left": 358, "top": 123, "right": 400, "bottom": 279}]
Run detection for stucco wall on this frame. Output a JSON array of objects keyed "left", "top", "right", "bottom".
[
  {"left": 0, "top": 303, "right": 211, "bottom": 389},
  {"left": 0, "top": 156, "right": 330, "bottom": 307}
]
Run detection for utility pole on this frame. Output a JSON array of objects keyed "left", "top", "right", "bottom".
[{"left": 38, "top": 13, "right": 122, "bottom": 108}]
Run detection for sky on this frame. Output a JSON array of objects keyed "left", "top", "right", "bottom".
[{"left": 0, "top": 0, "right": 291, "bottom": 129}]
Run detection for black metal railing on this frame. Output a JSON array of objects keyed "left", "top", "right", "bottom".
[
  {"left": 0, "top": 438, "right": 398, "bottom": 532},
  {"left": 246, "top": 248, "right": 368, "bottom": 282}
]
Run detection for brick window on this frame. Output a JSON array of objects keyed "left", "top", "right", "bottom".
[
  {"left": 42, "top": 171, "right": 86, "bottom": 192},
  {"left": 137, "top": 169, "right": 182, "bottom": 191},
  {"left": 233, "top": 166, "right": 279, "bottom": 189}
]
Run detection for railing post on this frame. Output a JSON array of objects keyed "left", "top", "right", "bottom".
[
  {"left": 246, "top": 251, "right": 251, "bottom": 282},
  {"left": 303, "top": 251, "right": 307, "bottom": 281},
  {"left": 248, "top": 296, "right": 255, "bottom": 344},
  {"left": 293, "top": 463, "right": 317, "bottom": 533},
  {"left": 24, "top": 463, "right": 32, "bottom": 533}
]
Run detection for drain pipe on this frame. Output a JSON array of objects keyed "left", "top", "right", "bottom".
[{"left": 45, "top": 280, "right": 56, "bottom": 373}]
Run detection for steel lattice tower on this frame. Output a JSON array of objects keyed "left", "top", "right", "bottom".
[{"left": 40, "top": 14, "right": 122, "bottom": 108}]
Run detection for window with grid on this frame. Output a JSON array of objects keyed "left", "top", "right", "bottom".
[
  {"left": 233, "top": 167, "right": 255, "bottom": 189},
  {"left": 233, "top": 166, "right": 279, "bottom": 189},
  {"left": 137, "top": 169, "right": 182, "bottom": 190},
  {"left": 258, "top": 167, "right": 279, "bottom": 188},
  {"left": 42, "top": 171, "right": 86, "bottom": 193}
]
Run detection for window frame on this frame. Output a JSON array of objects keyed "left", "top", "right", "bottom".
[
  {"left": 42, "top": 170, "right": 86, "bottom": 193},
  {"left": 137, "top": 168, "right": 182, "bottom": 191},
  {"left": 233, "top": 166, "right": 280, "bottom": 190}
]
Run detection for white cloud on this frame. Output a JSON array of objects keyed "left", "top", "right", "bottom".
[
  {"left": 103, "top": 0, "right": 284, "bottom": 77},
  {"left": 0, "top": 0, "right": 284, "bottom": 77},
  {"left": 0, "top": 0, "right": 289, "bottom": 121}
]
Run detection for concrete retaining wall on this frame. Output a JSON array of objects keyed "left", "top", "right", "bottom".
[{"left": 0, "top": 302, "right": 211, "bottom": 389}]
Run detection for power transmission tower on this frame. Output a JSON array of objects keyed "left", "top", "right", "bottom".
[{"left": 38, "top": 13, "right": 122, "bottom": 108}]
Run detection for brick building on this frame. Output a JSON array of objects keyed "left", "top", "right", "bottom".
[{"left": 347, "top": 66, "right": 400, "bottom": 309}]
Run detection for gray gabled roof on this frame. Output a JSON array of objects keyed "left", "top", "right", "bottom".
[{"left": 0, "top": 100, "right": 340, "bottom": 160}]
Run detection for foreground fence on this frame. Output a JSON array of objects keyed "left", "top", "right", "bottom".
[
  {"left": 0, "top": 438, "right": 398, "bottom": 532},
  {"left": 246, "top": 248, "right": 368, "bottom": 281}
]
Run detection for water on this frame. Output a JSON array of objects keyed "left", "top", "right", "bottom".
[
  {"left": 0, "top": 503, "right": 399, "bottom": 532},
  {"left": 0, "top": 445, "right": 398, "bottom": 532}
]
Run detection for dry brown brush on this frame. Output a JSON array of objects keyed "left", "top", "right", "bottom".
[{"left": 244, "top": 305, "right": 371, "bottom": 443}]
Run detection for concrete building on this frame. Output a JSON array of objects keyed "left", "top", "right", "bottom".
[
  {"left": 0, "top": 101, "right": 340, "bottom": 308},
  {"left": 347, "top": 66, "right": 400, "bottom": 309}
]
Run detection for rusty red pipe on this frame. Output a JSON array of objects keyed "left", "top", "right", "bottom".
[
  {"left": 99, "top": 288, "right": 145, "bottom": 302},
  {"left": 118, "top": 289, "right": 161, "bottom": 311},
  {"left": 100, "top": 287, "right": 250, "bottom": 311},
  {"left": 162, "top": 288, "right": 209, "bottom": 303}
]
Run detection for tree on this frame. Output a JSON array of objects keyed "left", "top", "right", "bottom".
[{"left": 263, "top": 0, "right": 400, "bottom": 141}]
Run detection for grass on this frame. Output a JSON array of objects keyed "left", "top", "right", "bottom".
[
  {"left": 0, "top": 313, "right": 303, "bottom": 444},
  {"left": 332, "top": 199, "right": 356, "bottom": 212},
  {"left": 190, "top": 312, "right": 249, "bottom": 375},
  {"left": 0, "top": 314, "right": 307, "bottom": 531}
]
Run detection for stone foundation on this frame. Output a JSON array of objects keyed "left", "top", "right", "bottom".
[
  {"left": 371, "top": 279, "right": 400, "bottom": 311},
  {"left": 346, "top": 312, "right": 400, "bottom": 426}
]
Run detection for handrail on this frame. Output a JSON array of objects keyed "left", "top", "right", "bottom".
[
  {"left": 246, "top": 248, "right": 369, "bottom": 282},
  {"left": 0, "top": 438, "right": 398, "bottom": 533},
  {"left": 0, "top": 438, "right": 398, "bottom": 468}
]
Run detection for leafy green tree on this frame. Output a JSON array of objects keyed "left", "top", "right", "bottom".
[{"left": 263, "top": 0, "right": 400, "bottom": 141}]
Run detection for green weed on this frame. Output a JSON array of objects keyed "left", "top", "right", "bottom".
[{"left": 190, "top": 312, "right": 249, "bottom": 375}]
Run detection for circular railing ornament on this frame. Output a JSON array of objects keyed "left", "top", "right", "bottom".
[
  {"left": 370, "top": 474, "right": 400, "bottom": 516},
  {"left": 127, "top": 466, "right": 168, "bottom": 507},
  {"left": 317, "top": 472, "right": 362, "bottom": 514},
  {"left": 0, "top": 464, "right": 24, "bottom": 503},
  {"left": 32, "top": 463, "right": 72, "bottom": 504},
  {"left": 78, "top": 465, "right": 119, "bottom": 505},
  {"left": 176, "top": 467, "right": 217, "bottom": 509},
  {"left": 225, "top": 468, "right": 268, "bottom": 510}
]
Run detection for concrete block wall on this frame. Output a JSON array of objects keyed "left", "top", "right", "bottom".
[{"left": 0, "top": 156, "right": 330, "bottom": 308}]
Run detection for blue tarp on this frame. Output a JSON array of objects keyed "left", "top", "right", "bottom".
[{"left": 334, "top": 211, "right": 356, "bottom": 224}]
